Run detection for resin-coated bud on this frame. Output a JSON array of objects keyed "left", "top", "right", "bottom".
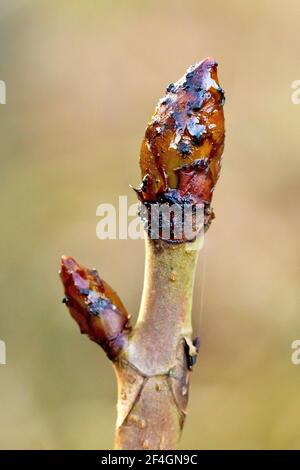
[
  {"left": 137, "top": 58, "right": 225, "bottom": 220},
  {"left": 60, "top": 256, "right": 130, "bottom": 359}
]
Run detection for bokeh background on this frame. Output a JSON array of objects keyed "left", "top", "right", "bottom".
[{"left": 0, "top": 0, "right": 300, "bottom": 450}]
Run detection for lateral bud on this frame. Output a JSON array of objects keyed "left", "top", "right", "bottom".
[{"left": 60, "top": 256, "right": 131, "bottom": 360}]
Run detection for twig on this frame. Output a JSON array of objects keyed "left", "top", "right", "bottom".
[{"left": 59, "top": 57, "right": 225, "bottom": 450}]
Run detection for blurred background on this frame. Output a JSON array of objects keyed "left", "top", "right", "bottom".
[{"left": 0, "top": 0, "right": 300, "bottom": 450}]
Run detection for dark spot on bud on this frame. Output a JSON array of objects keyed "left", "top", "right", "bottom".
[
  {"left": 188, "top": 355, "right": 197, "bottom": 369},
  {"left": 62, "top": 296, "right": 70, "bottom": 305},
  {"left": 193, "top": 336, "right": 201, "bottom": 352},
  {"left": 79, "top": 288, "right": 90, "bottom": 296},
  {"left": 218, "top": 87, "right": 225, "bottom": 105},
  {"left": 88, "top": 297, "right": 112, "bottom": 316},
  {"left": 166, "top": 83, "right": 175, "bottom": 93},
  {"left": 177, "top": 140, "right": 192, "bottom": 156},
  {"left": 182, "top": 82, "right": 191, "bottom": 90},
  {"left": 184, "top": 336, "right": 201, "bottom": 370}
]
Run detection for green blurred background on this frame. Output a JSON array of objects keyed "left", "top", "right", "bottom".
[{"left": 0, "top": 0, "right": 300, "bottom": 449}]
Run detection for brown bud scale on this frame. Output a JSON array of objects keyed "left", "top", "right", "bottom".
[
  {"left": 60, "top": 256, "right": 131, "bottom": 359},
  {"left": 137, "top": 58, "right": 225, "bottom": 212}
]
